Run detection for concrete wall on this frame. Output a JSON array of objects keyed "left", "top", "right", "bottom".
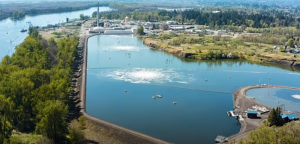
[{"left": 104, "top": 30, "right": 132, "bottom": 35}]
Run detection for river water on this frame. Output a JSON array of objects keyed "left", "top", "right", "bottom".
[
  {"left": 86, "top": 35, "right": 300, "bottom": 144},
  {"left": 0, "top": 7, "right": 111, "bottom": 59}
]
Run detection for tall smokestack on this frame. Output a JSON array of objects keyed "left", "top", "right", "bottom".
[{"left": 97, "top": 2, "right": 99, "bottom": 27}]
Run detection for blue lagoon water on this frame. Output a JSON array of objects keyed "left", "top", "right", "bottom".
[
  {"left": 86, "top": 35, "right": 300, "bottom": 144},
  {"left": 247, "top": 88, "right": 300, "bottom": 111}
]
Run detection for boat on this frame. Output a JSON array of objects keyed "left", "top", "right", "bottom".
[
  {"left": 152, "top": 96, "right": 156, "bottom": 99},
  {"left": 124, "top": 90, "right": 127, "bottom": 92},
  {"left": 20, "top": 29, "right": 27, "bottom": 32},
  {"left": 156, "top": 94, "right": 162, "bottom": 98},
  {"left": 173, "top": 102, "right": 177, "bottom": 105}
]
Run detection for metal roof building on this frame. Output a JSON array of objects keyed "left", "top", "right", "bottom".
[
  {"left": 247, "top": 110, "right": 258, "bottom": 114},
  {"left": 281, "top": 113, "right": 299, "bottom": 121},
  {"left": 247, "top": 110, "right": 258, "bottom": 118}
]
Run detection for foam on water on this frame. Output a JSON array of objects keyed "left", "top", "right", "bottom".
[
  {"left": 98, "top": 68, "right": 193, "bottom": 84},
  {"left": 292, "top": 94, "right": 300, "bottom": 99},
  {"left": 102, "top": 45, "right": 145, "bottom": 51}
]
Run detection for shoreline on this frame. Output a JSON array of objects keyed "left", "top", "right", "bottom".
[
  {"left": 0, "top": 3, "right": 108, "bottom": 21},
  {"left": 79, "top": 33, "right": 172, "bottom": 144},
  {"left": 227, "top": 85, "right": 300, "bottom": 143},
  {"left": 143, "top": 38, "right": 300, "bottom": 69}
]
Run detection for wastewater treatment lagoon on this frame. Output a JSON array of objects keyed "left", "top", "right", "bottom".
[{"left": 85, "top": 35, "right": 300, "bottom": 144}]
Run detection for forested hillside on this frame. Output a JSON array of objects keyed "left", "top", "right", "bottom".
[
  {"left": 0, "top": 27, "right": 79, "bottom": 143},
  {"left": 97, "top": 8, "right": 300, "bottom": 28}
]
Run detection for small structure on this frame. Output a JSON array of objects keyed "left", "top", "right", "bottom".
[
  {"left": 227, "top": 110, "right": 238, "bottom": 117},
  {"left": 281, "top": 113, "right": 299, "bottom": 122},
  {"left": 131, "top": 28, "right": 137, "bottom": 34},
  {"left": 125, "top": 16, "right": 129, "bottom": 23},
  {"left": 156, "top": 94, "right": 162, "bottom": 98},
  {"left": 215, "top": 135, "right": 228, "bottom": 143},
  {"left": 247, "top": 110, "right": 258, "bottom": 118}
]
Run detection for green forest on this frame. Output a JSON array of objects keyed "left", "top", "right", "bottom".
[
  {"left": 95, "top": 8, "right": 300, "bottom": 29},
  {"left": 0, "top": 28, "right": 80, "bottom": 143}
]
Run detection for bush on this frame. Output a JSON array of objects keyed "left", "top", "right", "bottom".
[
  {"left": 280, "top": 48, "right": 286, "bottom": 52},
  {"left": 69, "top": 128, "right": 85, "bottom": 144},
  {"left": 35, "top": 137, "right": 54, "bottom": 144}
]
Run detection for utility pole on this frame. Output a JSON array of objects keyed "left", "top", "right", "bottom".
[
  {"left": 268, "top": 77, "right": 271, "bottom": 96},
  {"left": 97, "top": 2, "right": 99, "bottom": 27}
]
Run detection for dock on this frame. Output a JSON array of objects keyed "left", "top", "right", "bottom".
[
  {"left": 215, "top": 135, "right": 228, "bottom": 143},
  {"left": 227, "top": 110, "right": 238, "bottom": 117}
]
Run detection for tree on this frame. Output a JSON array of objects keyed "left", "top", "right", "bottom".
[
  {"left": 79, "top": 14, "right": 84, "bottom": 20},
  {"left": 35, "top": 137, "right": 54, "bottom": 144},
  {"left": 287, "top": 38, "right": 295, "bottom": 48},
  {"left": 28, "top": 27, "right": 41, "bottom": 40},
  {"left": 137, "top": 26, "right": 144, "bottom": 35},
  {"left": 0, "top": 95, "right": 14, "bottom": 144},
  {"left": 267, "top": 107, "right": 283, "bottom": 127},
  {"left": 35, "top": 100, "right": 68, "bottom": 143},
  {"left": 68, "top": 117, "right": 85, "bottom": 144},
  {"left": 161, "top": 23, "right": 169, "bottom": 30},
  {"left": 239, "top": 121, "right": 300, "bottom": 144},
  {"left": 48, "top": 37, "right": 56, "bottom": 46}
]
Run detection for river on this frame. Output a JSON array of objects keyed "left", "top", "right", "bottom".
[
  {"left": 86, "top": 35, "right": 300, "bottom": 144},
  {"left": 0, "top": 7, "right": 111, "bottom": 59}
]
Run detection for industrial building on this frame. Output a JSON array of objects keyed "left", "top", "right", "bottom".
[
  {"left": 246, "top": 110, "right": 258, "bottom": 118},
  {"left": 281, "top": 112, "right": 300, "bottom": 122}
]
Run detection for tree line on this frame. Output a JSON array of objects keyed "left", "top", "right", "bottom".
[
  {"left": 95, "top": 8, "right": 300, "bottom": 29},
  {"left": 0, "top": 27, "right": 79, "bottom": 143}
]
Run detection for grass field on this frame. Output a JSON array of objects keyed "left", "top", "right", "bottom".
[
  {"left": 144, "top": 32, "right": 300, "bottom": 61},
  {"left": 39, "top": 25, "right": 81, "bottom": 40}
]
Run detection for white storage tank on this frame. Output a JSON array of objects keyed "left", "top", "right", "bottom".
[{"left": 131, "top": 28, "right": 137, "bottom": 34}]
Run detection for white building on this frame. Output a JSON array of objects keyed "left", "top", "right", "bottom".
[
  {"left": 166, "top": 21, "right": 178, "bottom": 25},
  {"left": 131, "top": 28, "right": 137, "bottom": 34},
  {"left": 125, "top": 16, "right": 129, "bottom": 23}
]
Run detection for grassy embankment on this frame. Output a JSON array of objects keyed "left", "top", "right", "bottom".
[{"left": 143, "top": 32, "right": 300, "bottom": 64}]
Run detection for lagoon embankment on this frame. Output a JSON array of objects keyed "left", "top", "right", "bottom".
[{"left": 79, "top": 34, "right": 171, "bottom": 144}]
